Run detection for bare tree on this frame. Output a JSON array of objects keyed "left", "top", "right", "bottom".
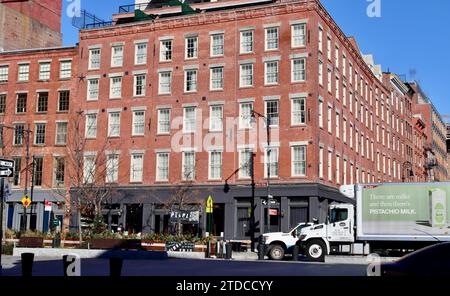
[{"left": 53, "top": 109, "right": 123, "bottom": 243}]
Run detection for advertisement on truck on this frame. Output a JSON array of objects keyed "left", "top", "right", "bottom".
[{"left": 357, "top": 183, "right": 450, "bottom": 240}]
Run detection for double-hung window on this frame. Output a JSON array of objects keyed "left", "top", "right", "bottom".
[
  {"left": 264, "top": 61, "right": 278, "bottom": 85},
  {"left": 265, "top": 27, "right": 279, "bottom": 51},
  {"left": 291, "top": 23, "right": 306, "bottom": 47},
  {"left": 182, "top": 151, "right": 196, "bottom": 180},
  {"left": 130, "top": 154, "right": 144, "bottom": 183},
  {"left": 135, "top": 42, "right": 147, "bottom": 65},
  {"left": 160, "top": 39, "right": 172, "bottom": 62},
  {"left": 239, "top": 102, "right": 253, "bottom": 129},
  {"left": 39, "top": 62, "right": 51, "bottom": 80},
  {"left": 158, "top": 108, "right": 171, "bottom": 134},
  {"left": 56, "top": 122, "right": 68, "bottom": 145},
  {"left": 209, "top": 105, "right": 223, "bottom": 132},
  {"left": 109, "top": 76, "right": 122, "bottom": 99},
  {"left": 185, "top": 70, "right": 197, "bottom": 92},
  {"left": 185, "top": 36, "right": 198, "bottom": 59},
  {"left": 210, "top": 67, "right": 224, "bottom": 90},
  {"left": 132, "top": 110, "right": 145, "bottom": 136},
  {"left": 89, "top": 48, "right": 101, "bottom": 70},
  {"left": 183, "top": 107, "right": 196, "bottom": 133},
  {"left": 209, "top": 151, "right": 222, "bottom": 180},
  {"left": 292, "top": 58, "right": 306, "bottom": 82},
  {"left": 34, "top": 123, "right": 46, "bottom": 145},
  {"left": 158, "top": 71, "right": 171, "bottom": 94},
  {"left": 108, "top": 112, "right": 121, "bottom": 137},
  {"left": 210, "top": 33, "right": 224, "bottom": 56},
  {"left": 134, "top": 74, "right": 146, "bottom": 97},
  {"left": 106, "top": 154, "right": 119, "bottom": 183},
  {"left": 0, "top": 65, "right": 8, "bottom": 83},
  {"left": 87, "top": 78, "right": 99, "bottom": 100},
  {"left": 265, "top": 147, "right": 279, "bottom": 178},
  {"left": 18, "top": 64, "right": 29, "bottom": 81},
  {"left": 240, "top": 63, "right": 253, "bottom": 87},
  {"left": 291, "top": 97, "right": 306, "bottom": 125},
  {"left": 156, "top": 153, "right": 169, "bottom": 181},
  {"left": 240, "top": 30, "right": 253, "bottom": 54},
  {"left": 85, "top": 113, "right": 97, "bottom": 139},
  {"left": 265, "top": 100, "right": 279, "bottom": 126},
  {"left": 59, "top": 61, "right": 72, "bottom": 79},
  {"left": 111, "top": 45, "right": 123, "bottom": 67},
  {"left": 292, "top": 145, "right": 306, "bottom": 176}
]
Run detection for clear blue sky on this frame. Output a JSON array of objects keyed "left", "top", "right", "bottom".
[{"left": 61, "top": 0, "right": 450, "bottom": 119}]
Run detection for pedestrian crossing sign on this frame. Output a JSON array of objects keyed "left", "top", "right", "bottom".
[{"left": 22, "top": 195, "right": 32, "bottom": 209}]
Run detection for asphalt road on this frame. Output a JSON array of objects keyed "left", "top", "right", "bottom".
[{"left": 0, "top": 256, "right": 367, "bottom": 276}]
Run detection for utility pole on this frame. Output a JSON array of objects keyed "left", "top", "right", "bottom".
[{"left": 23, "top": 124, "right": 31, "bottom": 231}]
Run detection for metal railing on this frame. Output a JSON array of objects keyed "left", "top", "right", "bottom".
[{"left": 119, "top": 3, "right": 151, "bottom": 13}]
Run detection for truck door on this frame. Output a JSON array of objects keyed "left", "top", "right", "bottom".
[{"left": 327, "top": 205, "right": 354, "bottom": 242}]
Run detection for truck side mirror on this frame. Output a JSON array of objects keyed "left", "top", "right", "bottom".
[{"left": 312, "top": 218, "right": 318, "bottom": 224}]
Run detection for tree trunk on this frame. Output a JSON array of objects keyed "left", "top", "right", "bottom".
[{"left": 78, "top": 201, "right": 82, "bottom": 244}]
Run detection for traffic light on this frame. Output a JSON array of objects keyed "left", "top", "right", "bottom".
[{"left": 223, "top": 181, "right": 230, "bottom": 193}]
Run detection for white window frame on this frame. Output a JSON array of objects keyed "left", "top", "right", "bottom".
[
  {"left": 87, "top": 78, "right": 99, "bottom": 101},
  {"left": 132, "top": 110, "right": 145, "bottom": 136},
  {"left": 18, "top": 64, "right": 30, "bottom": 81},
  {"left": 182, "top": 151, "right": 196, "bottom": 180},
  {"left": 265, "top": 27, "right": 279, "bottom": 51},
  {"left": 183, "top": 106, "right": 196, "bottom": 133},
  {"left": 291, "top": 97, "right": 306, "bottom": 126},
  {"left": 239, "top": 102, "right": 253, "bottom": 129},
  {"left": 59, "top": 61, "right": 72, "bottom": 79},
  {"left": 111, "top": 45, "right": 124, "bottom": 67},
  {"left": 85, "top": 113, "right": 97, "bottom": 139},
  {"left": 291, "top": 23, "right": 306, "bottom": 48},
  {"left": 184, "top": 69, "right": 198, "bottom": 92},
  {"left": 158, "top": 71, "right": 172, "bottom": 95},
  {"left": 264, "top": 147, "right": 279, "bottom": 178},
  {"left": 39, "top": 62, "right": 51, "bottom": 80},
  {"left": 208, "top": 150, "right": 223, "bottom": 180},
  {"left": 0, "top": 65, "right": 9, "bottom": 82},
  {"left": 130, "top": 154, "right": 144, "bottom": 183},
  {"left": 55, "top": 121, "right": 68, "bottom": 145},
  {"left": 88, "top": 48, "right": 101, "bottom": 70},
  {"left": 134, "top": 74, "right": 146, "bottom": 97},
  {"left": 291, "top": 58, "right": 306, "bottom": 83},
  {"left": 240, "top": 30, "right": 254, "bottom": 54},
  {"left": 109, "top": 76, "right": 122, "bottom": 99},
  {"left": 210, "top": 33, "right": 224, "bottom": 57},
  {"left": 210, "top": 67, "right": 224, "bottom": 90},
  {"left": 209, "top": 105, "right": 223, "bottom": 132},
  {"left": 185, "top": 36, "right": 198, "bottom": 59},
  {"left": 135, "top": 42, "right": 147, "bottom": 65},
  {"left": 106, "top": 154, "right": 119, "bottom": 183},
  {"left": 160, "top": 39, "right": 173, "bottom": 62},
  {"left": 239, "top": 63, "right": 253, "bottom": 87},
  {"left": 156, "top": 152, "right": 169, "bottom": 182},
  {"left": 291, "top": 145, "right": 307, "bottom": 177},
  {"left": 157, "top": 108, "right": 171, "bottom": 135},
  {"left": 107, "top": 112, "right": 121, "bottom": 137},
  {"left": 264, "top": 61, "right": 279, "bottom": 85}
]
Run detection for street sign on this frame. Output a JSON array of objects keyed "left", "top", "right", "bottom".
[
  {"left": 269, "top": 209, "right": 278, "bottom": 216},
  {"left": 206, "top": 195, "right": 214, "bottom": 214},
  {"left": 21, "top": 196, "right": 32, "bottom": 209},
  {"left": 44, "top": 200, "right": 52, "bottom": 211},
  {"left": 0, "top": 158, "right": 14, "bottom": 178}
]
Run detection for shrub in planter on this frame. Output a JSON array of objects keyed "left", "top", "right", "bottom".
[
  {"left": 1, "top": 243, "right": 14, "bottom": 255},
  {"left": 5, "top": 229, "right": 17, "bottom": 240}
]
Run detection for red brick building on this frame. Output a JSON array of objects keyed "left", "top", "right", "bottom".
[
  {"left": 0, "top": 46, "right": 77, "bottom": 232},
  {"left": 0, "top": 0, "right": 62, "bottom": 51},
  {"left": 67, "top": 0, "right": 418, "bottom": 240}
]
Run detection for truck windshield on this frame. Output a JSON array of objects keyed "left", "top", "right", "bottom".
[{"left": 329, "top": 208, "right": 348, "bottom": 223}]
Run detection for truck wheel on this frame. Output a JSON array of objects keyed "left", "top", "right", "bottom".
[
  {"left": 306, "top": 240, "right": 326, "bottom": 262},
  {"left": 268, "top": 245, "right": 285, "bottom": 260}
]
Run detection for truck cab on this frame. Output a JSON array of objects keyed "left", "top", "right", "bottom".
[
  {"left": 298, "top": 204, "right": 355, "bottom": 261},
  {"left": 262, "top": 222, "right": 313, "bottom": 260}
]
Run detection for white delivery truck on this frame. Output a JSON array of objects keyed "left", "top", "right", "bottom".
[{"left": 297, "top": 183, "right": 450, "bottom": 262}]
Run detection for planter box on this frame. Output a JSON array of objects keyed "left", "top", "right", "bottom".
[
  {"left": 89, "top": 239, "right": 142, "bottom": 250},
  {"left": 18, "top": 237, "right": 44, "bottom": 248}
]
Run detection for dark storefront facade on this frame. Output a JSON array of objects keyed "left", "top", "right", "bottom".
[{"left": 69, "top": 183, "right": 353, "bottom": 240}]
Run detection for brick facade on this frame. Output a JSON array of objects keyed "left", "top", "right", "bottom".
[
  {"left": 0, "top": 0, "right": 62, "bottom": 51},
  {"left": 1, "top": 0, "right": 447, "bottom": 239}
]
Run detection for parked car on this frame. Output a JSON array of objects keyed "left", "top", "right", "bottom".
[{"left": 381, "top": 242, "right": 450, "bottom": 276}]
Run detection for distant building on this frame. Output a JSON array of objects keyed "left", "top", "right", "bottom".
[
  {"left": 0, "top": 0, "right": 62, "bottom": 51},
  {"left": 408, "top": 82, "right": 447, "bottom": 181}
]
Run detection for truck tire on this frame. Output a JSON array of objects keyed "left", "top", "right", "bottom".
[
  {"left": 268, "top": 244, "right": 285, "bottom": 260},
  {"left": 305, "top": 240, "right": 326, "bottom": 262}
]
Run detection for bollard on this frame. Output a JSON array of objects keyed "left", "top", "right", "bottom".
[
  {"left": 222, "top": 241, "right": 226, "bottom": 258},
  {"left": 258, "top": 243, "right": 265, "bottom": 260},
  {"left": 206, "top": 241, "right": 211, "bottom": 258},
  {"left": 292, "top": 245, "right": 299, "bottom": 261},
  {"left": 226, "top": 242, "right": 233, "bottom": 260},
  {"left": 216, "top": 241, "right": 221, "bottom": 258},
  {"left": 109, "top": 257, "right": 123, "bottom": 277},
  {"left": 21, "top": 253, "right": 35, "bottom": 277}
]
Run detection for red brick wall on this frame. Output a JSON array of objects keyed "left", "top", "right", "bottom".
[
  {"left": 0, "top": 47, "right": 77, "bottom": 190},
  {"left": 74, "top": 0, "right": 411, "bottom": 189}
]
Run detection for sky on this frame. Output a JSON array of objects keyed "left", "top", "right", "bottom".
[{"left": 61, "top": 0, "right": 450, "bottom": 119}]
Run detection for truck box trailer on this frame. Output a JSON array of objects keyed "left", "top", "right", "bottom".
[{"left": 298, "top": 183, "right": 450, "bottom": 261}]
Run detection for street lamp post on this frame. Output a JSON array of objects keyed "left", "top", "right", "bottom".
[{"left": 251, "top": 110, "right": 272, "bottom": 233}]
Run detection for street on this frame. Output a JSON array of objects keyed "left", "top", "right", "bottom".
[{"left": 0, "top": 256, "right": 367, "bottom": 276}]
